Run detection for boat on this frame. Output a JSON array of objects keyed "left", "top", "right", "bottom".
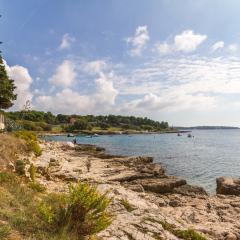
[
  {"left": 187, "top": 133, "right": 192, "bottom": 138},
  {"left": 67, "top": 133, "right": 74, "bottom": 137},
  {"left": 93, "top": 133, "right": 99, "bottom": 137},
  {"left": 177, "top": 133, "right": 182, "bottom": 136}
]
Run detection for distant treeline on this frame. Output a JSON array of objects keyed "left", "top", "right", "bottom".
[
  {"left": 177, "top": 126, "right": 239, "bottom": 130},
  {"left": 6, "top": 110, "right": 169, "bottom": 132}
]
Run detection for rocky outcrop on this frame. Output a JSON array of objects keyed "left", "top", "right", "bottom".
[
  {"left": 173, "top": 184, "right": 208, "bottom": 196},
  {"left": 216, "top": 177, "right": 240, "bottom": 195},
  {"left": 30, "top": 141, "right": 240, "bottom": 240},
  {"left": 129, "top": 177, "right": 186, "bottom": 194}
]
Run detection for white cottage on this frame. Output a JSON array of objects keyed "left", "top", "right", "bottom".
[{"left": 0, "top": 113, "right": 5, "bottom": 130}]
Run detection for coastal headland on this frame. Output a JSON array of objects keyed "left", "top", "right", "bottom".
[{"left": 27, "top": 139, "right": 240, "bottom": 240}]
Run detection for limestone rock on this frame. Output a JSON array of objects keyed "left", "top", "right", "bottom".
[
  {"left": 139, "top": 163, "right": 165, "bottom": 176},
  {"left": 127, "top": 184, "right": 145, "bottom": 192},
  {"left": 173, "top": 184, "right": 208, "bottom": 196},
  {"left": 216, "top": 177, "right": 240, "bottom": 195},
  {"left": 49, "top": 158, "right": 60, "bottom": 167},
  {"left": 225, "top": 233, "right": 237, "bottom": 240},
  {"left": 132, "top": 177, "right": 186, "bottom": 194}
]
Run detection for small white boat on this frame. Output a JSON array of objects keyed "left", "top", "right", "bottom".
[{"left": 67, "top": 133, "right": 74, "bottom": 137}]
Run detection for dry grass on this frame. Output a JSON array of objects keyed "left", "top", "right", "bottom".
[
  {"left": 0, "top": 133, "right": 29, "bottom": 169},
  {"left": 0, "top": 171, "right": 112, "bottom": 240}
]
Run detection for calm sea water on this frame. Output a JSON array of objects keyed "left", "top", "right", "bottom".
[{"left": 44, "top": 130, "right": 240, "bottom": 193}]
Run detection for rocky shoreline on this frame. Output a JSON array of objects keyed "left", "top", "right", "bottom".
[{"left": 30, "top": 141, "right": 240, "bottom": 240}]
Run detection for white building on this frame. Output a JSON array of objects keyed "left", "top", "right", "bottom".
[{"left": 0, "top": 113, "right": 5, "bottom": 130}]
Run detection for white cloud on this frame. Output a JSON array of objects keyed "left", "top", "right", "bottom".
[
  {"left": 129, "top": 93, "right": 216, "bottom": 112},
  {"left": 228, "top": 44, "right": 238, "bottom": 52},
  {"left": 174, "top": 30, "right": 207, "bottom": 53},
  {"left": 126, "top": 25, "right": 149, "bottom": 56},
  {"left": 155, "top": 42, "right": 172, "bottom": 55},
  {"left": 155, "top": 30, "right": 207, "bottom": 55},
  {"left": 49, "top": 60, "right": 76, "bottom": 87},
  {"left": 81, "top": 60, "right": 107, "bottom": 75},
  {"left": 36, "top": 72, "right": 118, "bottom": 114},
  {"left": 111, "top": 55, "right": 240, "bottom": 115},
  {"left": 59, "top": 33, "right": 75, "bottom": 50},
  {"left": 95, "top": 72, "right": 118, "bottom": 105},
  {"left": 4, "top": 60, "right": 33, "bottom": 110},
  {"left": 211, "top": 41, "right": 224, "bottom": 51}
]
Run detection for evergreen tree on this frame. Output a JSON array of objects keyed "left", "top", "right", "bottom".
[{"left": 0, "top": 55, "right": 17, "bottom": 109}]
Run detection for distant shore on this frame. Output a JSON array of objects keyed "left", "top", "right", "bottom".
[{"left": 39, "top": 129, "right": 191, "bottom": 137}]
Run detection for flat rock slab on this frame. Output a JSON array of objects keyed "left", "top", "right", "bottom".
[
  {"left": 131, "top": 177, "right": 187, "bottom": 194},
  {"left": 216, "top": 177, "right": 240, "bottom": 195}
]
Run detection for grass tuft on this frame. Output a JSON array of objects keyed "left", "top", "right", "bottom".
[
  {"left": 28, "top": 182, "right": 46, "bottom": 193},
  {"left": 0, "top": 225, "right": 11, "bottom": 239},
  {"left": 120, "top": 199, "right": 136, "bottom": 212},
  {"left": 143, "top": 218, "right": 207, "bottom": 240}
]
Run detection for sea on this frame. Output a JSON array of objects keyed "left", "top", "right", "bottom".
[{"left": 44, "top": 130, "right": 240, "bottom": 194}]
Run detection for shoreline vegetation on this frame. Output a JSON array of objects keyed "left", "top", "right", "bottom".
[
  {"left": 5, "top": 111, "right": 172, "bottom": 134},
  {"left": 1, "top": 131, "right": 240, "bottom": 239},
  {"left": 4, "top": 110, "right": 239, "bottom": 136}
]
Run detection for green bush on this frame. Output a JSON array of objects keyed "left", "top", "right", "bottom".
[
  {"left": 38, "top": 182, "right": 113, "bottom": 238},
  {"left": 15, "top": 160, "right": 26, "bottom": 175},
  {"left": 38, "top": 193, "right": 67, "bottom": 227},
  {"left": 15, "top": 131, "right": 42, "bottom": 156},
  {"left": 29, "top": 141, "right": 42, "bottom": 156},
  {"left": 15, "top": 131, "right": 37, "bottom": 142}
]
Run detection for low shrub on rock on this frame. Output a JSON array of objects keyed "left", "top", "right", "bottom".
[
  {"left": 38, "top": 182, "right": 113, "bottom": 239},
  {"left": 0, "top": 171, "right": 112, "bottom": 240},
  {"left": 15, "top": 160, "right": 26, "bottom": 175},
  {"left": 15, "top": 131, "right": 42, "bottom": 156}
]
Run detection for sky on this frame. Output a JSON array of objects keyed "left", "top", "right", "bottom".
[{"left": 2, "top": 0, "right": 240, "bottom": 126}]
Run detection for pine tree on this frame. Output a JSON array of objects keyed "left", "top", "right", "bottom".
[{"left": 0, "top": 55, "right": 17, "bottom": 109}]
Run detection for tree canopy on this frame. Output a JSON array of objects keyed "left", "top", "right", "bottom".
[
  {"left": 0, "top": 55, "right": 17, "bottom": 110},
  {"left": 6, "top": 110, "right": 169, "bottom": 132}
]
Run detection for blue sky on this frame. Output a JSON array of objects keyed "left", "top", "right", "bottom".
[{"left": 2, "top": 0, "right": 240, "bottom": 126}]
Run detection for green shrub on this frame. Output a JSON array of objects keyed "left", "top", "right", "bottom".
[
  {"left": 29, "top": 141, "right": 42, "bottom": 156},
  {"left": 66, "top": 183, "right": 112, "bottom": 236},
  {"left": 28, "top": 164, "right": 36, "bottom": 182},
  {"left": 38, "top": 202, "right": 56, "bottom": 224},
  {"left": 38, "top": 182, "right": 113, "bottom": 238},
  {"left": 15, "top": 160, "right": 26, "bottom": 175},
  {"left": 38, "top": 193, "right": 67, "bottom": 227},
  {"left": 15, "top": 131, "right": 37, "bottom": 142},
  {"left": 15, "top": 131, "right": 42, "bottom": 156},
  {"left": 28, "top": 182, "right": 46, "bottom": 193}
]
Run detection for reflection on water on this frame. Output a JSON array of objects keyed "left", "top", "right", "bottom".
[{"left": 44, "top": 130, "right": 240, "bottom": 193}]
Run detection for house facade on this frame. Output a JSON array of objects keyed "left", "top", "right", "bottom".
[{"left": 0, "top": 113, "right": 5, "bottom": 130}]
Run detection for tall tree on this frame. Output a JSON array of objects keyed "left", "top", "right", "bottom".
[
  {"left": 0, "top": 55, "right": 17, "bottom": 110},
  {"left": 0, "top": 14, "right": 17, "bottom": 110}
]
